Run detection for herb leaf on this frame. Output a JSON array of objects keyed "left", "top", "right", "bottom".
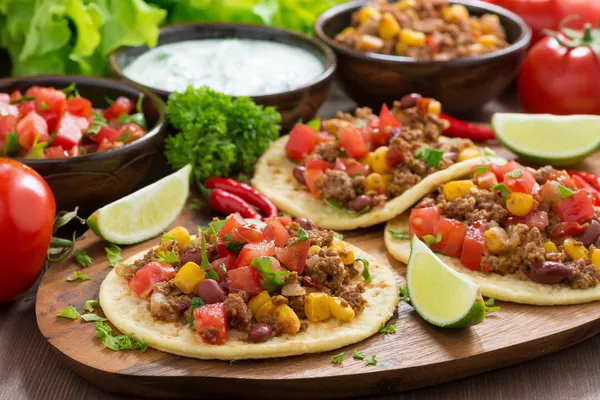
[
  {"left": 219, "top": 263, "right": 227, "bottom": 275},
  {"left": 289, "top": 227, "right": 309, "bottom": 245},
  {"left": 388, "top": 228, "right": 410, "bottom": 240},
  {"left": 189, "top": 297, "right": 205, "bottom": 327},
  {"left": 306, "top": 118, "right": 320, "bottom": 131},
  {"left": 353, "top": 349, "right": 365, "bottom": 360},
  {"left": 355, "top": 257, "right": 372, "bottom": 284},
  {"left": 75, "top": 250, "right": 93, "bottom": 268},
  {"left": 4, "top": 131, "right": 20, "bottom": 156},
  {"left": 491, "top": 183, "right": 510, "bottom": 200},
  {"left": 331, "top": 352, "right": 345, "bottom": 364},
  {"left": 94, "top": 322, "right": 148, "bottom": 353},
  {"left": 325, "top": 198, "right": 371, "bottom": 215},
  {"left": 378, "top": 323, "right": 397, "bottom": 334},
  {"left": 333, "top": 232, "right": 344, "bottom": 240},
  {"left": 26, "top": 133, "right": 47, "bottom": 159},
  {"left": 504, "top": 168, "right": 522, "bottom": 178},
  {"left": 57, "top": 306, "right": 80, "bottom": 320},
  {"left": 9, "top": 95, "right": 36, "bottom": 104},
  {"left": 252, "top": 256, "right": 290, "bottom": 292},
  {"left": 422, "top": 232, "right": 442, "bottom": 245},
  {"left": 153, "top": 250, "right": 179, "bottom": 264},
  {"left": 105, "top": 244, "right": 122, "bottom": 267},
  {"left": 483, "top": 147, "right": 496, "bottom": 156},
  {"left": 53, "top": 207, "right": 85, "bottom": 230},
  {"left": 415, "top": 147, "right": 444, "bottom": 168},
  {"left": 84, "top": 299, "right": 100, "bottom": 312},
  {"left": 365, "top": 355, "right": 378, "bottom": 366},
  {"left": 116, "top": 113, "right": 147, "bottom": 130},
  {"left": 474, "top": 166, "right": 491, "bottom": 177},
  {"left": 399, "top": 286, "right": 410, "bottom": 303},
  {"left": 224, "top": 240, "right": 246, "bottom": 255},
  {"left": 484, "top": 297, "right": 501, "bottom": 313},
  {"left": 558, "top": 184, "right": 575, "bottom": 199},
  {"left": 82, "top": 313, "right": 107, "bottom": 322},
  {"left": 66, "top": 271, "right": 90, "bottom": 282},
  {"left": 85, "top": 111, "right": 108, "bottom": 136}
]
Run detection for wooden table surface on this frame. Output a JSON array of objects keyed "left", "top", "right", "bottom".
[{"left": 2, "top": 84, "right": 599, "bottom": 400}]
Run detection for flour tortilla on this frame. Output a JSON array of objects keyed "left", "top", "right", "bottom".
[
  {"left": 252, "top": 135, "right": 504, "bottom": 230},
  {"left": 385, "top": 214, "right": 600, "bottom": 305},
  {"left": 100, "top": 242, "right": 398, "bottom": 360}
]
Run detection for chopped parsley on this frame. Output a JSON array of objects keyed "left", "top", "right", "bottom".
[
  {"left": 422, "top": 232, "right": 442, "bottom": 245},
  {"left": 504, "top": 168, "right": 522, "bottom": 178},
  {"left": 38, "top": 101, "right": 49, "bottom": 111},
  {"left": 333, "top": 232, "right": 344, "bottom": 240},
  {"left": 306, "top": 118, "right": 321, "bottom": 131},
  {"left": 60, "top": 82, "right": 79, "bottom": 97},
  {"left": 84, "top": 299, "right": 100, "bottom": 312},
  {"left": 75, "top": 250, "right": 93, "bottom": 268},
  {"left": 365, "top": 355, "right": 378, "bottom": 366},
  {"left": 484, "top": 297, "right": 501, "bottom": 313},
  {"left": 26, "top": 134, "right": 47, "bottom": 159},
  {"left": 153, "top": 250, "right": 179, "bottom": 264},
  {"left": 116, "top": 112, "right": 147, "bottom": 130},
  {"left": 105, "top": 244, "right": 121, "bottom": 267},
  {"left": 162, "top": 233, "right": 177, "bottom": 243},
  {"left": 219, "top": 263, "right": 227, "bottom": 275},
  {"left": 378, "top": 323, "right": 397, "bottom": 334},
  {"left": 352, "top": 349, "right": 365, "bottom": 360},
  {"left": 224, "top": 240, "right": 246, "bottom": 255},
  {"left": 289, "top": 227, "right": 309, "bottom": 245},
  {"left": 57, "top": 306, "right": 80, "bottom": 320},
  {"left": 94, "top": 322, "right": 148, "bottom": 353},
  {"left": 85, "top": 111, "right": 108, "bottom": 136},
  {"left": 415, "top": 146, "right": 444, "bottom": 168},
  {"left": 491, "top": 183, "right": 510, "bottom": 200},
  {"left": 189, "top": 297, "right": 205, "bottom": 327},
  {"left": 325, "top": 198, "right": 370, "bottom": 215},
  {"left": 331, "top": 352, "right": 345, "bottom": 364},
  {"left": 209, "top": 219, "right": 227, "bottom": 234},
  {"left": 474, "top": 166, "right": 491, "bottom": 177},
  {"left": 9, "top": 95, "right": 35, "bottom": 104},
  {"left": 399, "top": 286, "right": 410, "bottom": 303},
  {"left": 81, "top": 313, "right": 107, "bottom": 322},
  {"left": 104, "top": 96, "right": 115, "bottom": 105},
  {"left": 206, "top": 268, "right": 220, "bottom": 281},
  {"left": 483, "top": 147, "right": 496, "bottom": 157},
  {"left": 3, "top": 131, "right": 20, "bottom": 156},
  {"left": 388, "top": 228, "right": 409, "bottom": 240},
  {"left": 252, "top": 257, "right": 290, "bottom": 291},
  {"left": 356, "top": 257, "right": 372, "bottom": 284},
  {"left": 558, "top": 184, "right": 575, "bottom": 199},
  {"left": 189, "top": 203, "right": 202, "bottom": 210},
  {"left": 66, "top": 271, "right": 90, "bottom": 282}
]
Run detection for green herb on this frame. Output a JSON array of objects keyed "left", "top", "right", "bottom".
[
  {"left": 38, "top": 101, "right": 49, "bottom": 111},
  {"left": 331, "top": 352, "right": 345, "bottom": 364},
  {"left": 206, "top": 268, "right": 220, "bottom": 281},
  {"left": 483, "top": 147, "right": 496, "bottom": 157},
  {"left": 415, "top": 147, "right": 444, "bottom": 168},
  {"left": 85, "top": 111, "right": 108, "bottom": 136},
  {"left": 199, "top": 229, "right": 209, "bottom": 268},
  {"left": 252, "top": 257, "right": 290, "bottom": 291},
  {"left": 53, "top": 207, "right": 85, "bottom": 231},
  {"left": 325, "top": 198, "right": 370, "bottom": 215},
  {"left": 224, "top": 240, "right": 246, "bottom": 255},
  {"left": 399, "top": 286, "right": 410, "bottom": 303},
  {"left": 354, "top": 120, "right": 366, "bottom": 128},
  {"left": 189, "top": 297, "right": 205, "bottom": 327},
  {"left": 558, "top": 184, "right": 575, "bottom": 199},
  {"left": 94, "top": 322, "right": 148, "bottom": 353},
  {"left": 82, "top": 313, "right": 107, "bottom": 322},
  {"left": 355, "top": 257, "right": 371, "bottom": 284},
  {"left": 378, "top": 324, "right": 396, "bottom": 334},
  {"left": 117, "top": 129, "right": 131, "bottom": 143},
  {"left": 289, "top": 227, "right": 309, "bottom": 245},
  {"left": 422, "top": 232, "right": 442, "bottom": 245},
  {"left": 484, "top": 297, "right": 501, "bottom": 313},
  {"left": 219, "top": 263, "right": 227, "bottom": 275},
  {"left": 105, "top": 244, "right": 122, "bottom": 267},
  {"left": 135, "top": 93, "right": 144, "bottom": 114},
  {"left": 306, "top": 118, "right": 320, "bottom": 131},
  {"left": 504, "top": 168, "right": 522, "bottom": 178},
  {"left": 84, "top": 300, "right": 100, "bottom": 313},
  {"left": 164, "top": 87, "right": 280, "bottom": 183},
  {"left": 116, "top": 112, "right": 147, "bottom": 130},
  {"left": 66, "top": 271, "right": 90, "bottom": 282},
  {"left": 75, "top": 250, "right": 93, "bottom": 268},
  {"left": 209, "top": 219, "right": 227, "bottom": 234},
  {"left": 9, "top": 96, "right": 35, "bottom": 104},
  {"left": 474, "top": 166, "right": 491, "bottom": 177},
  {"left": 3, "top": 131, "right": 20, "bottom": 156},
  {"left": 104, "top": 96, "right": 115, "bottom": 106},
  {"left": 365, "top": 355, "right": 377, "bottom": 366},
  {"left": 491, "top": 183, "right": 510, "bottom": 200},
  {"left": 333, "top": 232, "right": 344, "bottom": 240},
  {"left": 57, "top": 306, "right": 79, "bottom": 320},
  {"left": 352, "top": 349, "right": 365, "bottom": 360},
  {"left": 153, "top": 250, "right": 179, "bottom": 264},
  {"left": 162, "top": 233, "right": 177, "bottom": 243},
  {"left": 388, "top": 228, "right": 410, "bottom": 240},
  {"left": 229, "top": 360, "right": 236, "bottom": 366},
  {"left": 189, "top": 203, "right": 202, "bottom": 211},
  {"left": 60, "top": 82, "right": 79, "bottom": 97},
  {"left": 26, "top": 134, "right": 47, "bottom": 159}
]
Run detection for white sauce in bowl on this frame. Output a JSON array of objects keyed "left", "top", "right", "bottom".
[{"left": 122, "top": 39, "right": 325, "bottom": 96}]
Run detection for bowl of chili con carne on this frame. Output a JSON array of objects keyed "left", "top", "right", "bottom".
[{"left": 315, "top": 0, "right": 531, "bottom": 115}]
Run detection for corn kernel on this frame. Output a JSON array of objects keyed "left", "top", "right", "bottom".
[
  {"left": 544, "top": 241, "right": 558, "bottom": 253},
  {"left": 443, "top": 180, "right": 474, "bottom": 201},
  {"left": 323, "top": 118, "right": 349, "bottom": 135},
  {"left": 506, "top": 192, "right": 534, "bottom": 217},
  {"left": 248, "top": 290, "right": 271, "bottom": 316},
  {"left": 255, "top": 300, "right": 277, "bottom": 322},
  {"left": 469, "top": 19, "right": 481, "bottom": 35},
  {"left": 478, "top": 34, "right": 498, "bottom": 48},
  {"left": 360, "top": 152, "right": 376, "bottom": 169},
  {"left": 164, "top": 226, "right": 191, "bottom": 249},
  {"left": 358, "top": 6, "right": 382, "bottom": 24},
  {"left": 485, "top": 227, "right": 508, "bottom": 254},
  {"left": 591, "top": 249, "right": 600, "bottom": 270},
  {"left": 173, "top": 262, "right": 205, "bottom": 294},
  {"left": 371, "top": 146, "right": 391, "bottom": 174},
  {"left": 395, "top": 0, "right": 416, "bottom": 9},
  {"left": 339, "top": 26, "right": 357, "bottom": 36},
  {"left": 329, "top": 297, "right": 355, "bottom": 322},
  {"left": 395, "top": 41, "right": 408, "bottom": 55},
  {"left": 304, "top": 293, "right": 332, "bottom": 323},
  {"left": 442, "top": 4, "right": 470, "bottom": 23},
  {"left": 428, "top": 99, "right": 442, "bottom": 116},
  {"left": 382, "top": 173, "right": 393, "bottom": 189},
  {"left": 357, "top": 35, "right": 385, "bottom": 52},
  {"left": 378, "top": 12, "right": 400, "bottom": 40},
  {"left": 400, "top": 29, "right": 426, "bottom": 47},
  {"left": 480, "top": 14, "right": 501, "bottom": 35},
  {"left": 331, "top": 242, "right": 355, "bottom": 265},
  {"left": 564, "top": 238, "right": 589, "bottom": 260},
  {"left": 457, "top": 147, "right": 481, "bottom": 162},
  {"left": 274, "top": 304, "right": 301, "bottom": 334},
  {"left": 365, "top": 173, "right": 387, "bottom": 193},
  {"left": 309, "top": 245, "right": 321, "bottom": 256}
]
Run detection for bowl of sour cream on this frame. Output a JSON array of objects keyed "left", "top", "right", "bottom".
[{"left": 109, "top": 23, "right": 337, "bottom": 132}]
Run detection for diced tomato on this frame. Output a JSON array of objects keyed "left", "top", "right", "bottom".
[
  {"left": 491, "top": 160, "right": 522, "bottom": 182},
  {"left": 430, "top": 218, "right": 467, "bottom": 258},
  {"left": 359, "top": 126, "right": 373, "bottom": 150},
  {"left": 378, "top": 103, "right": 400, "bottom": 130},
  {"left": 218, "top": 213, "right": 246, "bottom": 239},
  {"left": 17, "top": 101, "right": 35, "bottom": 118},
  {"left": 286, "top": 124, "right": 317, "bottom": 162},
  {"left": 275, "top": 239, "right": 310, "bottom": 274},
  {"left": 555, "top": 190, "right": 595, "bottom": 223},
  {"left": 16, "top": 111, "right": 49, "bottom": 149},
  {"left": 504, "top": 168, "right": 536, "bottom": 194},
  {"left": 96, "top": 138, "right": 113, "bottom": 152},
  {"left": 506, "top": 211, "right": 549, "bottom": 230},
  {"left": 91, "top": 125, "right": 121, "bottom": 143},
  {"left": 550, "top": 221, "right": 588, "bottom": 239},
  {"left": 68, "top": 145, "right": 81, "bottom": 157},
  {"left": 52, "top": 112, "right": 87, "bottom": 150},
  {"left": 193, "top": 303, "right": 228, "bottom": 345},
  {"left": 571, "top": 175, "right": 600, "bottom": 206},
  {"left": 460, "top": 221, "right": 486, "bottom": 271},
  {"left": 210, "top": 254, "right": 236, "bottom": 279},
  {"left": 304, "top": 168, "right": 324, "bottom": 197},
  {"left": 338, "top": 125, "right": 369, "bottom": 159},
  {"left": 117, "top": 122, "right": 146, "bottom": 144},
  {"left": 67, "top": 97, "right": 93, "bottom": 119},
  {"left": 0, "top": 93, "right": 9, "bottom": 104},
  {"left": 551, "top": 170, "right": 576, "bottom": 189},
  {"left": 227, "top": 266, "right": 263, "bottom": 297},
  {"left": 306, "top": 158, "right": 332, "bottom": 172},
  {"left": 25, "top": 86, "right": 67, "bottom": 132},
  {"left": 263, "top": 218, "right": 290, "bottom": 247},
  {"left": 334, "top": 158, "right": 370, "bottom": 176},
  {"left": 266, "top": 256, "right": 282, "bottom": 271},
  {"left": 128, "top": 262, "right": 176, "bottom": 298},
  {"left": 409, "top": 206, "right": 441, "bottom": 239},
  {"left": 44, "top": 146, "right": 69, "bottom": 159},
  {"left": 234, "top": 241, "right": 275, "bottom": 269},
  {"left": 217, "top": 236, "right": 236, "bottom": 258},
  {"left": 370, "top": 127, "right": 389, "bottom": 148},
  {"left": 0, "top": 115, "right": 17, "bottom": 140},
  {"left": 385, "top": 146, "right": 404, "bottom": 168},
  {"left": 9, "top": 91, "right": 22, "bottom": 101},
  {"left": 104, "top": 96, "right": 134, "bottom": 121},
  {"left": 477, "top": 171, "right": 498, "bottom": 190},
  {"left": 277, "top": 216, "right": 293, "bottom": 226},
  {"left": 230, "top": 225, "right": 264, "bottom": 243}
]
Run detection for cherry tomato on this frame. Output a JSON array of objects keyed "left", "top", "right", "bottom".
[
  {"left": 0, "top": 160, "right": 56, "bottom": 303},
  {"left": 460, "top": 222, "right": 486, "bottom": 271},
  {"left": 571, "top": 175, "right": 600, "bottom": 206},
  {"left": 409, "top": 206, "right": 441, "bottom": 239},
  {"left": 275, "top": 239, "right": 310, "bottom": 274},
  {"left": 194, "top": 303, "right": 228, "bottom": 345},
  {"left": 227, "top": 266, "right": 263, "bottom": 297},
  {"left": 128, "top": 262, "right": 175, "bottom": 298},
  {"left": 555, "top": 190, "right": 595, "bottom": 223},
  {"left": 286, "top": 124, "right": 317, "bottom": 162},
  {"left": 430, "top": 218, "right": 467, "bottom": 258}
]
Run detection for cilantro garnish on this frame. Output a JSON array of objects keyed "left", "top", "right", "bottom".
[
  {"left": 474, "top": 166, "right": 491, "bottom": 177},
  {"left": 224, "top": 240, "right": 246, "bottom": 255},
  {"left": 38, "top": 101, "right": 49, "bottom": 111},
  {"left": 504, "top": 168, "right": 522, "bottom": 179},
  {"left": 57, "top": 306, "right": 80, "bottom": 320},
  {"left": 388, "top": 228, "right": 409, "bottom": 240},
  {"left": 82, "top": 313, "right": 107, "bottom": 322},
  {"left": 378, "top": 323, "right": 397, "bottom": 334},
  {"left": 422, "top": 232, "right": 442, "bottom": 245},
  {"left": 85, "top": 111, "right": 108, "bottom": 136},
  {"left": 104, "top": 96, "right": 115, "bottom": 105},
  {"left": 189, "top": 203, "right": 202, "bottom": 211},
  {"left": 199, "top": 229, "right": 209, "bottom": 268},
  {"left": 483, "top": 147, "right": 496, "bottom": 157},
  {"left": 84, "top": 299, "right": 100, "bottom": 312},
  {"left": 333, "top": 232, "right": 344, "bottom": 240},
  {"left": 66, "top": 271, "right": 90, "bottom": 282},
  {"left": 116, "top": 112, "right": 147, "bottom": 130},
  {"left": 289, "top": 227, "right": 309, "bottom": 245},
  {"left": 352, "top": 349, "right": 365, "bottom": 360},
  {"left": 105, "top": 244, "right": 122, "bottom": 267},
  {"left": 415, "top": 146, "right": 444, "bottom": 168},
  {"left": 355, "top": 257, "right": 371, "bottom": 284},
  {"left": 399, "top": 286, "right": 410, "bottom": 303},
  {"left": 252, "top": 257, "right": 290, "bottom": 291},
  {"left": 219, "top": 263, "right": 227, "bottom": 275},
  {"left": 135, "top": 93, "right": 144, "bottom": 114},
  {"left": 75, "top": 250, "right": 93, "bottom": 268},
  {"left": 26, "top": 133, "right": 47, "bottom": 159},
  {"left": 209, "top": 219, "right": 227, "bottom": 235},
  {"left": 9, "top": 95, "right": 35, "bottom": 104},
  {"left": 365, "top": 355, "right": 378, "bottom": 366},
  {"left": 162, "top": 233, "right": 177, "bottom": 243},
  {"left": 60, "top": 82, "right": 79, "bottom": 97},
  {"left": 331, "top": 352, "right": 345, "bottom": 364},
  {"left": 306, "top": 118, "right": 320, "bottom": 131},
  {"left": 484, "top": 297, "right": 501, "bottom": 313},
  {"left": 153, "top": 250, "right": 179, "bottom": 264},
  {"left": 206, "top": 268, "right": 220, "bottom": 281},
  {"left": 94, "top": 322, "right": 148, "bottom": 353},
  {"left": 325, "top": 198, "right": 371, "bottom": 215},
  {"left": 3, "top": 131, "right": 20, "bottom": 156},
  {"left": 558, "top": 184, "right": 575, "bottom": 199},
  {"left": 189, "top": 297, "right": 205, "bottom": 327},
  {"left": 491, "top": 183, "right": 510, "bottom": 200}
]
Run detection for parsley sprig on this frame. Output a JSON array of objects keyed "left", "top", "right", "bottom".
[
  {"left": 105, "top": 244, "right": 121, "bottom": 267},
  {"left": 94, "top": 322, "right": 148, "bottom": 353},
  {"left": 415, "top": 146, "right": 444, "bottom": 168},
  {"left": 252, "top": 257, "right": 290, "bottom": 291},
  {"left": 388, "top": 228, "right": 409, "bottom": 240}
]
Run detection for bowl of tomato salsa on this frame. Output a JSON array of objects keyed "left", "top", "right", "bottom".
[{"left": 0, "top": 75, "right": 167, "bottom": 216}]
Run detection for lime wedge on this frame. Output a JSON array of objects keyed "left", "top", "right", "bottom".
[
  {"left": 492, "top": 113, "right": 600, "bottom": 166},
  {"left": 87, "top": 165, "right": 191, "bottom": 244},
  {"left": 406, "top": 237, "right": 486, "bottom": 328}
]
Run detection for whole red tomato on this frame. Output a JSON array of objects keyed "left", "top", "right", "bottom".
[
  {"left": 0, "top": 159, "right": 55, "bottom": 302},
  {"left": 517, "top": 25, "right": 600, "bottom": 115}
]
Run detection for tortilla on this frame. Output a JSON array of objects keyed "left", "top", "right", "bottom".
[
  {"left": 252, "top": 135, "right": 503, "bottom": 230},
  {"left": 385, "top": 214, "right": 600, "bottom": 305},
  {"left": 100, "top": 242, "right": 399, "bottom": 360}
]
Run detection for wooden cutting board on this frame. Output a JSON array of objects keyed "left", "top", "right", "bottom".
[{"left": 35, "top": 145, "right": 600, "bottom": 400}]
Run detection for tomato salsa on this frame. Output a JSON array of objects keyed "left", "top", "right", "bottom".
[
  {"left": 116, "top": 215, "right": 369, "bottom": 345},
  {"left": 407, "top": 162, "right": 600, "bottom": 289},
  {"left": 0, "top": 84, "right": 148, "bottom": 159},
  {"left": 286, "top": 93, "right": 481, "bottom": 213}
]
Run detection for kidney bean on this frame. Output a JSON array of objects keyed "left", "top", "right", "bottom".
[
  {"left": 350, "top": 195, "right": 372, "bottom": 212},
  {"left": 219, "top": 279, "right": 230, "bottom": 295},
  {"left": 247, "top": 323, "right": 272, "bottom": 343},
  {"left": 295, "top": 217, "right": 315, "bottom": 231},
  {"left": 386, "top": 127, "right": 402, "bottom": 145},
  {"left": 180, "top": 251, "right": 202, "bottom": 266},
  {"left": 575, "top": 220, "right": 600, "bottom": 247},
  {"left": 529, "top": 262, "right": 571, "bottom": 284},
  {"left": 194, "top": 279, "right": 227, "bottom": 304},
  {"left": 293, "top": 165, "right": 307, "bottom": 184},
  {"left": 398, "top": 93, "right": 422, "bottom": 109}
]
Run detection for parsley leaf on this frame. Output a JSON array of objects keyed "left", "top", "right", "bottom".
[
  {"left": 491, "top": 183, "right": 510, "bottom": 200},
  {"left": 105, "top": 244, "right": 122, "bottom": 267},
  {"left": 162, "top": 233, "right": 177, "bottom": 243},
  {"left": 94, "top": 322, "right": 148, "bottom": 353},
  {"left": 85, "top": 111, "right": 108, "bottom": 136},
  {"left": 116, "top": 113, "right": 147, "bottom": 130},
  {"left": 331, "top": 352, "right": 345, "bottom": 364},
  {"left": 388, "top": 228, "right": 409, "bottom": 240},
  {"left": 399, "top": 286, "right": 410, "bottom": 302},
  {"left": 199, "top": 229, "right": 211, "bottom": 270},
  {"left": 224, "top": 240, "right": 246, "bottom": 255},
  {"left": 135, "top": 93, "right": 144, "bottom": 114},
  {"left": 84, "top": 299, "right": 100, "bottom": 312},
  {"left": 66, "top": 271, "right": 90, "bottom": 282},
  {"left": 558, "top": 184, "right": 575, "bottom": 199},
  {"left": 325, "top": 198, "right": 371, "bottom": 215},
  {"left": 415, "top": 146, "right": 444, "bottom": 168},
  {"left": 504, "top": 168, "right": 522, "bottom": 178},
  {"left": 189, "top": 297, "right": 205, "bottom": 327},
  {"left": 365, "top": 355, "right": 377, "bottom": 366},
  {"left": 483, "top": 147, "right": 496, "bottom": 157},
  {"left": 3, "top": 131, "right": 20, "bottom": 156},
  {"left": 38, "top": 101, "right": 49, "bottom": 111},
  {"left": 378, "top": 323, "right": 397, "bottom": 334},
  {"left": 104, "top": 96, "right": 115, "bottom": 105},
  {"left": 484, "top": 297, "right": 501, "bottom": 313},
  {"left": 306, "top": 118, "right": 321, "bottom": 131},
  {"left": 289, "top": 227, "right": 309, "bottom": 245},
  {"left": 333, "top": 232, "right": 344, "bottom": 240},
  {"left": 353, "top": 349, "right": 365, "bottom": 360},
  {"left": 75, "top": 250, "right": 93, "bottom": 268},
  {"left": 422, "top": 232, "right": 442, "bottom": 245},
  {"left": 356, "top": 257, "right": 371, "bottom": 284},
  {"left": 82, "top": 313, "right": 107, "bottom": 322},
  {"left": 153, "top": 250, "right": 179, "bottom": 264},
  {"left": 9, "top": 95, "right": 36, "bottom": 104},
  {"left": 474, "top": 166, "right": 491, "bottom": 177},
  {"left": 252, "top": 256, "right": 290, "bottom": 291},
  {"left": 57, "top": 306, "right": 80, "bottom": 320},
  {"left": 206, "top": 268, "right": 220, "bottom": 281},
  {"left": 189, "top": 203, "right": 202, "bottom": 211},
  {"left": 26, "top": 133, "right": 47, "bottom": 159}
]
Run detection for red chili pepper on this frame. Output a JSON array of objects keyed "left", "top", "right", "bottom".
[
  {"left": 568, "top": 171, "right": 600, "bottom": 192},
  {"left": 199, "top": 186, "right": 261, "bottom": 219},
  {"left": 570, "top": 174, "right": 600, "bottom": 206},
  {"left": 205, "top": 178, "right": 278, "bottom": 219},
  {"left": 440, "top": 113, "right": 495, "bottom": 141}
]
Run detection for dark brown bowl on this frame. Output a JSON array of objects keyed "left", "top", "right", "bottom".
[
  {"left": 0, "top": 75, "right": 167, "bottom": 216},
  {"left": 108, "top": 23, "right": 337, "bottom": 132},
  {"left": 315, "top": 0, "right": 531, "bottom": 115}
]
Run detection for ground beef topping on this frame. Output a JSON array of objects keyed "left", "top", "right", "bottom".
[
  {"left": 567, "top": 259, "right": 597, "bottom": 289},
  {"left": 311, "top": 142, "right": 342, "bottom": 163},
  {"left": 225, "top": 293, "right": 252, "bottom": 332},
  {"left": 338, "top": 283, "right": 366, "bottom": 312},
  {"left": 437, "top": 188, "right": 508, "bottom": 224},
  {"left": 315, "top": 169, "right": 356, "bottom": 206},
  {"left": 305, "top": 248, "right": 349, "bottom": 293}
]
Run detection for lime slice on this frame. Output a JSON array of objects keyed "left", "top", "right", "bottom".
[
  {"left": 87, "top": 165, "right": 191, "bottom": 244},
  {"left": 406, "top": 237, "right": 485, "bottom": 328},
  {"left": 492, "top": 113, "right": 600, "bottom": 166}
]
